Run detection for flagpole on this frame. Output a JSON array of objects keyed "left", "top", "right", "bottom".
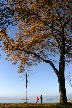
[{"left": 26, "top": 72, "right": 27, "bottom": 103}]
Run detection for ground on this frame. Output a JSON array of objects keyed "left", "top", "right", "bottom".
[{"left": 0, "top": 103, "right": 72, "bottom": 108}]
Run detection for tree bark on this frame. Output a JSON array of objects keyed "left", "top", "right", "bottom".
[
  {"left": 58, "top": 72, "right": 67, "bottom": 104},
  {"left": 58, "top": 31, "right": 67, "bottom": 104},
  {"left": 58, "top": 58, "right": 67, "bottom": 104}
]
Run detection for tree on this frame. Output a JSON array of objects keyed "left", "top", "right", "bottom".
[{"left": 0, "top": 0, "right": 72, "bottom": 104}]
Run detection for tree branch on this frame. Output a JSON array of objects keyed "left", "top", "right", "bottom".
[
  {"left": 63, "top": 19, "right": 71, "bottom": 28},
  {"left": 16, "top": 48, "right": 59, "bottom": 76}
]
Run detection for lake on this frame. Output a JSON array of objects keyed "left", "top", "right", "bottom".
[{"left": 0, "top": 99, "right": 58, "bottom": 103}]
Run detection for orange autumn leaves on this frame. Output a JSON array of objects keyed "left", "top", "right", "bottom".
[
  {"left": 0, "top": 30, "right": 8, "bottom": 40},
  {"left": 0, "top": 0, "right": 72, "bottom": 73}
]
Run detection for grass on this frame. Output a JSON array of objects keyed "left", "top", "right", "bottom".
[{"left": 0, "top": 103, "right": 72, "bottom": 108}]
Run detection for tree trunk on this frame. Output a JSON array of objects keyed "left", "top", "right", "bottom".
[
  {"left": 58, "top": 29, "right": 67, "bottom": 104},
  {"left": 58, "top": 33, "right": 67, "bottom": 104},
  {"left": 58, "top": 72, "right": 67, "bottom": 104},
  {"left": 58, "top": 53, "right": 67, "bottom": 104}
]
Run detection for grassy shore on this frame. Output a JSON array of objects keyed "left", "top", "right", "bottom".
[{"left": 0, "top": 103, "right": 72, "bottom": 108}]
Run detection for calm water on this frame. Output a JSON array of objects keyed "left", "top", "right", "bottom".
[{"left": 0, "top": 99, "right": 58, "bottom": 103}]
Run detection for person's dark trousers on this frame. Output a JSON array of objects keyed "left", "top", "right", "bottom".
[{"left": 40, "top": 95, "right": 42, "bottom": 103}]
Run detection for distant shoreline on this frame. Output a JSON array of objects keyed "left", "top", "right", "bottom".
[
  {"left": 21, "top": 99, "right": 29, "bottom": 100},
  {"left": 46, "top": 99, "right": 53, "bottom": 100}
]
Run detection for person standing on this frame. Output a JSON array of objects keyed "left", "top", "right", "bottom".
[
  {"left": 40, "top": 95, "right": 43, "bottom": 103},
  {"left": 36, "top": 96, "right": 39, "bottom": 103}
]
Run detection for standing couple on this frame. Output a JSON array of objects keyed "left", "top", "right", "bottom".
[{"left": 36, "top": 95, "right": 42, "bottom": 103}]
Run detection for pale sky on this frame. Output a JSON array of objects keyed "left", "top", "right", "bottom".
[{"left": 0, "top": 26, "right": 72, "bottom": 99}]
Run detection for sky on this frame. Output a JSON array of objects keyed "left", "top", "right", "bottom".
[{"left": 0, "top": 26, "right": 72, "bottom": 100}]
